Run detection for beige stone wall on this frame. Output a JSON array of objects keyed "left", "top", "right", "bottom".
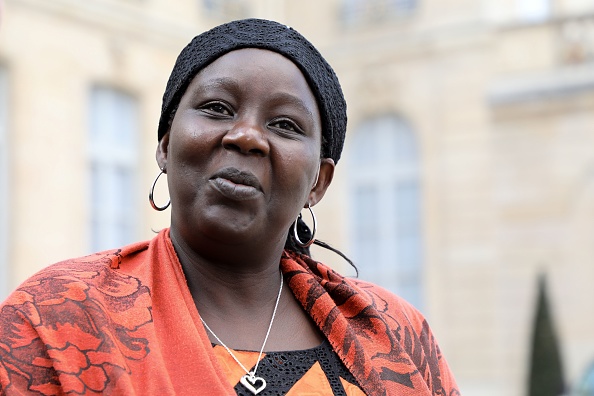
[
  {"left": 2, "top": 0, "right": 594, "bottom": 395},
  {"left": 0, "top": 0, "right": 195, "bottom": 285}
]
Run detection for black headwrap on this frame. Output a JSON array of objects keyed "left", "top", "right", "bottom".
[{"left": 158, "top": 18, "right": 347, "bottom": 164}]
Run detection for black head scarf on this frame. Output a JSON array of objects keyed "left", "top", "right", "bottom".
[{"left": 158, "top": 18, "right": 347, "bottom": 164}]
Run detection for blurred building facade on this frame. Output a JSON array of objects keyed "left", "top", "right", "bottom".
[{"left": 1, "top": 0, "right": 594, "bottom": 395}]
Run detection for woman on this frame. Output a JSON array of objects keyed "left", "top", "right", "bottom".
[{"left": 0, "top": 19, "right": 460, "bottom": 395}]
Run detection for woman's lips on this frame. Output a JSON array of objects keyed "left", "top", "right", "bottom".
[
  {"left": 210, "top": 177, "right": 261, "bottom": 201},
  {"left": 209, "top": 167, "right": 262, "bottom": 201}
]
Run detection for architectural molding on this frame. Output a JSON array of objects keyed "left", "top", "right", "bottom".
[{"left": 488, "top": 64, "right": 594, "bottom": 105}]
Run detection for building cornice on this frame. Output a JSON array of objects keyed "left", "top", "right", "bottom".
[{"left": 489, "top": 63, "right": 594, "bottom": 105}]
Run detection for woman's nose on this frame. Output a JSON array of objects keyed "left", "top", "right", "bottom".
[{"left": 222, "top": 122, "right": 270, "bottom": 157}]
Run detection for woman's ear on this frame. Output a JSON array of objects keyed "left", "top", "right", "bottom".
[
  {"left": 307, "top": 158, "right": 335, "bottom": 206},
  {"left": 156, "top": 131, "right": 170, "bottom": 170}
]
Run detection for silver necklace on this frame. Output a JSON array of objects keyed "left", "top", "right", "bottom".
[{"left": 200, "top": 271, "right": 283, "bottom": 395}]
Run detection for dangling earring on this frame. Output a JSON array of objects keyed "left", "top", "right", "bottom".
[
  {"left": 149, "top": 167, "right": 170, "bottom": 211},
  {"left": 293, "top": 203, "right": 317, "bottom": 248}
]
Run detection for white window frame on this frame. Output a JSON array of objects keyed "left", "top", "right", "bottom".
[
  {"left": 88, "top": 86, "right": 139, "bottom": 252},
  {"left": 349, "top": 116, "right": 424, "bottom": 309}
]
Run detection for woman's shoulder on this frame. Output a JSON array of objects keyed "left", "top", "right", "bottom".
[
  {"left": 345, "top": 276, "right": 427, "bottom": 323},
  {"left": 286, "top": 252, "right": 418, "bottom": 312},
  {"left": 0, "top": 240, "right": 155, "bottom": 353},
  {"left": 0, "top": 241, "right": 157, "bottom": 395},
  {"left": 1, "top": 239, "right": 151, "bottom": 308},
  {"left": 302, "top": 258, "right": 460, "bottom": 395},
  {"left": 304, "top": 256, "right": 427, "bottom": 326}
]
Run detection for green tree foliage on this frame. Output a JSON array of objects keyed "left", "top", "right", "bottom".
[{"left": 528, "top": 274, "right": 565, "bottom": 396}]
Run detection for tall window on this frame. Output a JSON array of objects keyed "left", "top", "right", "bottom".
[
  {"left": 517, "top": 0, "right": 551, "bottom": 22},
  {"left": 0, "top": 67, "right": 8, "bottom": 299},
  {"left": 349, "top": 116, "right": 423, "bottom": 309},
  {"left": 89, "top": 87, "right": 139, "bottom": 252}
]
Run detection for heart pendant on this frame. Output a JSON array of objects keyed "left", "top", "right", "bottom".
[{"left": 240, "top": 374, "right": 267, "bottom": 395}]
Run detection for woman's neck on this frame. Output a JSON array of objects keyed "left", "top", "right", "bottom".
[
  {"left": 168, "top": 227, "right": 324, "bottom": 351},
  {"left": 169, "top": 226, "right": 285, "bottom": 313}
]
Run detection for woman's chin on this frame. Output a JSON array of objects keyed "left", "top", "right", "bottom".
[
  {"left": 177, "top": 213, "right": 259, "bottom": 247},
  {"left": 203, "top": 222, "right": 256, "bottom": 245}
]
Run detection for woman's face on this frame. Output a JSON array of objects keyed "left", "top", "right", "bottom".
[{"left": 157, "top": 48, "right": 334, "bottom": 249}]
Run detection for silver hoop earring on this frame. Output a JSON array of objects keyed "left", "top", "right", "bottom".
[
  {"left": 293, "top": 203, "right": 317, "bottom": 248},
  {"left": 149, "top": 167, "right": 170, "bottom": 211}
]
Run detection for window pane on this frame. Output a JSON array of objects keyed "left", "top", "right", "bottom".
[
  {"left": 350, "top": 116, "right": 423, "bottom": 310},
  {"left": 395, "top": 180, "right": 420, "bottom": 234},
  {"left": 354, "top": 187, "right": 377, "bottom": 234},
  {"left": 353, "top": 186, "right": 379, "bottom": 269},
  {"left": 394, "top": 123, "right": 418, "bottom": 164},
  {"left": 89, "top": 87, "right": 138, "bottom": 252},
  {"left": 115, "top": 166, "right": 135, "bottom": 214}
]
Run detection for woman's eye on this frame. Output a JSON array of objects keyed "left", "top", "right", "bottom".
[
  {"left": 202, "top": 102, "right": 232, "bottom": 116},
  {"left": 270, "top": 119, "right": 302, "bottom": 134}
]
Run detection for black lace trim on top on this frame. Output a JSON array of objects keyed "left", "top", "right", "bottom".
[{"left": 217, "top": 340, "right": 360, "bottom": 395}]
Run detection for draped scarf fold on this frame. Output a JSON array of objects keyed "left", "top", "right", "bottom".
[{"left": 281, "top": 251, "right": 460, "bottom": 396}]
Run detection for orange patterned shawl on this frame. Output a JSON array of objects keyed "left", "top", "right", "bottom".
[{"left": 0, "top": 229, "right": 459, "bottom": 395}]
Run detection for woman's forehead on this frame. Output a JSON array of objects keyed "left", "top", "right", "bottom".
[
  {"left": 197, "top": 48, "right": 305, "bottom": 82},
  {"left": 191, "top": 49, "right": 317, "bottom": 103}
]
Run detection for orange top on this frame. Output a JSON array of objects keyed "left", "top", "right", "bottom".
[{"left": 0, "top": 229, "right": 459, "bottom": 395}]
